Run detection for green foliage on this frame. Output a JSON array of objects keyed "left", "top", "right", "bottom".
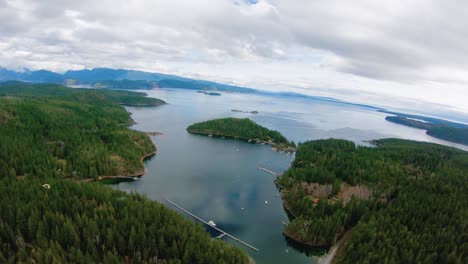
[
  {"left": 277, "top": 139, "right": 468, "bottom": 263},
  {"left": 0, "top": 82, "right": 166, "bottom": 107},
  {"left": 187, "top": 118, "right": 292, "bottom": 148},
  {"left": 0, "top": 83, "right": 248, "bottom": 263},
  {"left": 0, "top": 177, "right": 249, "bottom": 263},
  {"left": 427, "top": 125, "right": 468, "bottom": 146},
  {"left": 386, "top": 115, "right": 468, "bottom": 146},
  {"left": 0, "top": 83, "right": 160, "bottom": 179}
]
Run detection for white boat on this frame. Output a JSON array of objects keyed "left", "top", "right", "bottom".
[
  {"left": 208, "top": 220, "right": 216, "bottom": 227},
  {"left": 265, "top": 200, "right": 268, "bottom": 205}
]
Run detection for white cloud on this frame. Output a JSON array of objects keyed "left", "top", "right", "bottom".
[{"left": 1, "top": 0, "right": 467, "bottom": 116}]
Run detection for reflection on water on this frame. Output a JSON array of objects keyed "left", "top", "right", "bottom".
[{"left": 112, "top": 89, "right": 466, "bottom": 264}]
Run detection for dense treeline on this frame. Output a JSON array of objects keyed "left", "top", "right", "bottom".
[
  {"left": 381, "top": 110, "right": 468, "bottom": 128},
  {"left": 386, "top": 115, "right": 468, "bottom": 146},
  {"left": 276, "top": 139, "right": 467, "bottom": 263},
  {"left": 187, "top": 118, "right": 295, "bottom": 149},
  {"left": 427, "top": 126, "right": 468, "bottom": 146},
  {"left": 0, "top": 82, "right": 166, "bottom": 107},
  {"left": 0, "top": 177, "right": 248, "bottom": 263},
  {"left": 0, "top": 83, "right": 249, "bottom": 263},
  {"left": 0, "top": 83, "right": 162, "bottom": 179}
]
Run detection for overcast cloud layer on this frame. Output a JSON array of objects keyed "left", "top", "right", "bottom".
[{"left": 1, "top": 0, "right": 467, "bottom": 116}]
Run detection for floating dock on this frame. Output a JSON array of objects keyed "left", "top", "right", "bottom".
[
  {"left": 165, "top": 198, "right": 260, "bottom": 252},
  {"left": 256, "top": 166, "right": 279, "bottom": 176}
]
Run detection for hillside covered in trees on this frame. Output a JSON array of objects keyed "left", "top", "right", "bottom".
[
  {"left": 187, "top": 117, "right": 295, "bottom": 151},
  {"left": 0, "top": 83, "right": 249, "bottom": 263},
  {"left": 0, "top": 82, "right": 165, "bottom": 180},
  {"left": 0, "top": 177, "right": 248, "bottom": 263},
  {"left": 385, "top": 115, "right": 468, "bottom": 146},
  {"left": 276, "top": 139, "right": 467, "bottom": 263},
  {"left": 0, "top": 81, "right": 166, "bottom": 107}
]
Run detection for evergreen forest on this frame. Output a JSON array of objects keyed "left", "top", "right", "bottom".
[
  {"left": 276, "top": 139, "right": 467, "bottom": 263},
  {"left": 0, "top": 83, "right": 249, "bottom": 263},
  {"left": 187, "top": 117, "right": 295, "bottom": 150}
]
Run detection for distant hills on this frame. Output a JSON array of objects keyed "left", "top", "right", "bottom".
[
  {"left": 0, "top": 66, "right": 386, "bottom": 112},
  {"left": 0, "top": 67, "right": 256, "bottom": 93},
  {"left": 2, "top": 66, "right": 467, "bottom": 147}
]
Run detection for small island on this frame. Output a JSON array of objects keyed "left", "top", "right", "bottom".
[
  {"left": 197, "top": 90, "right": 222, "bottom": 96},
  {"left": 232, "top": 109, "right": 259, "bottom": 114},
  {"left": 187, "top": 117, "right": 296, "bottom": 151}
]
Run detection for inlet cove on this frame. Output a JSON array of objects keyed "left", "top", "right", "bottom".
[{"left": 1, "top": 84, "right": 467, "bottom": 264}]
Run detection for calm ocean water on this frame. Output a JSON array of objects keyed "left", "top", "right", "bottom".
[{"left": 113, "top": 89, "right": 467, "bottom": 264}]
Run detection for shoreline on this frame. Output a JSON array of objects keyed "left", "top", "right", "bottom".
[
  {"left": 276, "top": 184, "right": 342, "bottom": 249},
  {"left": 283, "top": 229, "right": 333, "bottom": 248},
  {"left": 187, "top": 130, "right": 296, "bottom": 152},
  {"left": 92, "top": 106, "right": 159, "bottom": 182},
  {"left": 279, "top": 197, "right": 347, "bottom": 250},
  {"left": 78, "top": 149, "right": 157, "bottom": 183}
]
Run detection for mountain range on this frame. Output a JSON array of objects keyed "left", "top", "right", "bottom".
[
  {"left": 0, "top": 66, "right": 385, "bottom": 110},
  {"left": 0, "top": 67, "right": 256, "bottom": 93},
  {"left": 3, "top": 66, "right": 468, "bottom": 126}
]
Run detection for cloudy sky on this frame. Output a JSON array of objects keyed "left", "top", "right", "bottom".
[{"left": 1, "top": 0, "right": 467, "bottom": 117}]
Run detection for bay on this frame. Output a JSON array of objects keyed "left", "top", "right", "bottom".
[{"left": 113, "top": 89, "right": 467, "bottom": 264}]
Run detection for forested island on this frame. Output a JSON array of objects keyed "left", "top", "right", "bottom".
[
  {"left": 231, "top": 109, "right": 259, "bottom": 114},
  {"left": 0, "top": 82, "right": 249, "bottom": 263},
  {"left": 276, "top": 139, "right": 467, "bottom": 263},
  {"left": 385, "top": 115, "right": 468, "bottom": 146},
  {"left": 187, "top": 117, "right": 295, "bottom": 151},
  {"left": 197, "top": 90, "right": 221, "bottom": 96}
]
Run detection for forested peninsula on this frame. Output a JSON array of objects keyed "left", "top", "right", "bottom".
[
  {"left": 386, "top": 115, "right": 468, "bottom": 146},
  {"left": 0, "top": 82, "right": 165, "bottom": 180},
  {"left": 187, "top": 117, "right": 295, "bottom": 151},
  {"left": 0, "top": 83, "right": 249, "bottom": 263},
  {"left": 276, "top": 139, "right": 467, "bottom": 263}
]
